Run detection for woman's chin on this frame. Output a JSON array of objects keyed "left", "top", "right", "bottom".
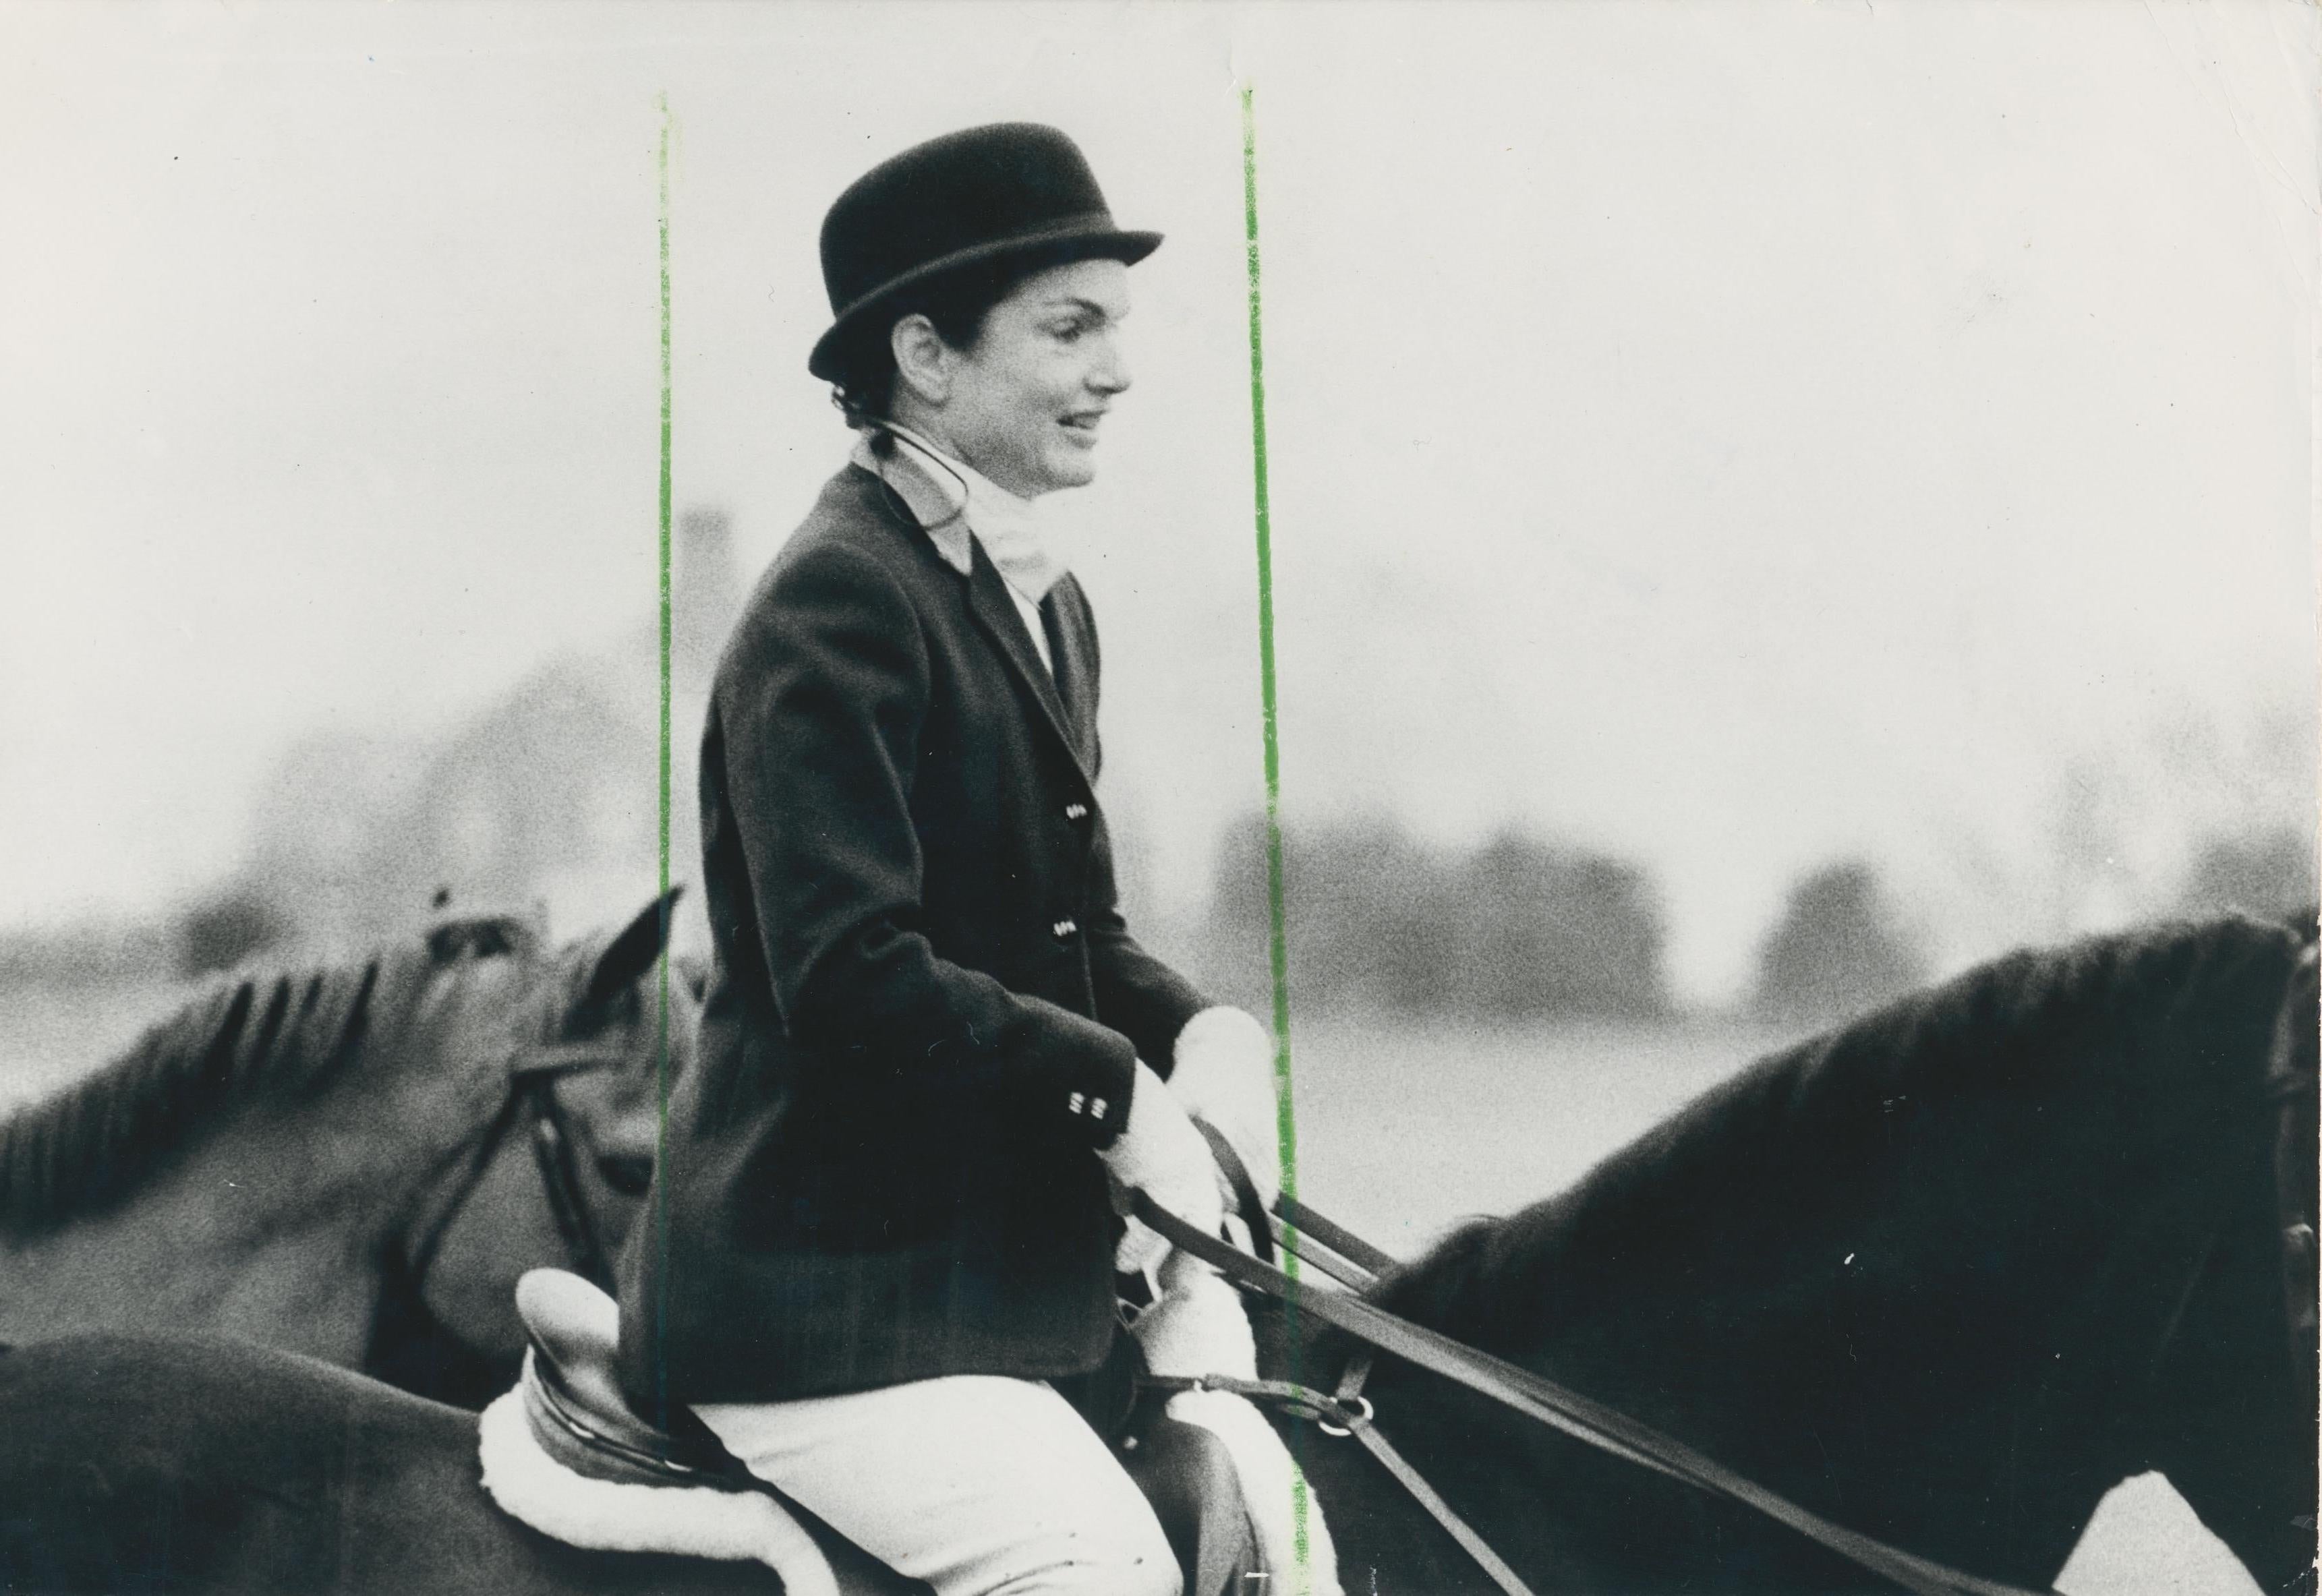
[{"left": 1041, "top": 452, "right": 1099, "bottom": 492}]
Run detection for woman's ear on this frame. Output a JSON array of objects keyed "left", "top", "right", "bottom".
[{"left": 890, "top": 313, "right": 953, "bottom": 406}]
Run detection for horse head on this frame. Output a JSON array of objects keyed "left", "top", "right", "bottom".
[{"left": 375, "top": 890, "right": 701, "bottom": 1405}]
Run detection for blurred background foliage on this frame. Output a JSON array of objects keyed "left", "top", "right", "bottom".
[{"left": 0, "top": 498, "right": 2311, "bottom": 1099}]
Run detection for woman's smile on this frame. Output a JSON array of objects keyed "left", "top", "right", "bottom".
[{"left": 1057, "top": 408, "right": 1107, "bottom": 445}]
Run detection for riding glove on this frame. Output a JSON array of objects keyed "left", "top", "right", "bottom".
[
  {"left": 1166, "top": 1006, "right": 1282, "bottom": 1214},
  {"left": 1101, "top": 1059, "right": 1225, "bottom": 1274}
]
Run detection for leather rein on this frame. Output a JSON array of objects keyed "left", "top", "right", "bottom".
[
  {"left": 402, "top": 1037, "right": 637, "bottom": 1298},
  {"left": 1151, "top": 943, "right": 2321, "bottom": 1596}
]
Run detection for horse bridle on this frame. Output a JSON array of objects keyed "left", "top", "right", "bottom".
[
  {"left": 402, "top": 1036, "right": 639, "bottom": 1300},
  {"left": 1145, "top": 935, "right": 2322, "bottom": 1596}
]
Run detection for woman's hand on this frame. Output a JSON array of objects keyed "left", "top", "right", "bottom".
[
  {"left": 1166, "top": 1007, "right": 1282, "bottom": 1215},
  {"left": 1100, "top": 1060, "right": 1225, "bottom": 1273}
]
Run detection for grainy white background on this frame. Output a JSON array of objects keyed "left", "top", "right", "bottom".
[
  {"left": 3, "top": 0, "right": 2312, "bottom": 1001},
  {"left": 1, "top": 4, "right": 2313, "bottom": 1589}
]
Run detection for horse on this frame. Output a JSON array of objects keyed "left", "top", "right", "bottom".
[
  {"left": 1287, "top": 908, "right": 2319, "bottom": 1593},
  {"left": 0, "top": 912, "right": 2309, "bottom": 1595},
  {"left": 0, "top": 891, "right": 698, "bottom": 1411}
]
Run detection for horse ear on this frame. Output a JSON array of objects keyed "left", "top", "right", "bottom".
[{"left": 580, "top": 887, "right": 684, "bottom": 1010}]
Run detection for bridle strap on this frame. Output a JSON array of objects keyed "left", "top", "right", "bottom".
[
  {"left": 1341, "top": 1418, "right": 1540, "bottom": 1594},
  {"left": 403, "top": 1082, "right": 532, "bottom": 1290},
  {"left": 1277, "top": 1190, "right": 1398, "bottom": 1282},
  {"left": 1333, "top": 1351, "right": 1540, "bottom": 1596},
  {"left": 519, "top": 1042, "right": 643, "bottom": 1077},
  {"left": 403, "top": 1042, "right": 634, "bottom": 1299},
  {"left": 517, "top": 1070, "right": 615, "bottom": 1288},
  {"left": 1145, "top": 1359, "right": 1540, "bottom": 1596},
  {"left": 1192, "top": 1119, "right": 1276, "bottom": 1268}
]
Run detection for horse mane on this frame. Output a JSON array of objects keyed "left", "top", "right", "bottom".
[
  {"left": 1372, "top": 912, "right": 2316, "bottom": 1347},
  {"left": 0, "top": 933, "right": 496, "bottom": 1235}
]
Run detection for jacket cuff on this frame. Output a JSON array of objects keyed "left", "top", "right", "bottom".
[{"left": 1037, "top": 1008, "right": 1140, "bottom": 1148}]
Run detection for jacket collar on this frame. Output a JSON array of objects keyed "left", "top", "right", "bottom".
[{"left": 848, "top": 456, "right": 1097, "bottom": 791}]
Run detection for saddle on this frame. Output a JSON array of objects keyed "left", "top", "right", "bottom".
[{"left": 479, "top": 1269, "right": 1258, "bottom": 1596}]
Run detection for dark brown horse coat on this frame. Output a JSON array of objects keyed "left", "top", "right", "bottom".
[{"left": 618, "top": 461, "right": 1207, "bottom": 1413}]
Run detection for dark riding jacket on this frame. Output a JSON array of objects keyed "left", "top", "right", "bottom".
[{"left": 616, "top": 460, "right": 1207, "bottom": 1409}]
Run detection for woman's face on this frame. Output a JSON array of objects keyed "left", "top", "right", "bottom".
[{"left": 925, "top": 257, "right": 1133, "bottom": 498}]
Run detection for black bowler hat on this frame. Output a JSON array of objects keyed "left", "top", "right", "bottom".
[{"left": 808, "top": 123, "right": 1161, "bottom": 382}]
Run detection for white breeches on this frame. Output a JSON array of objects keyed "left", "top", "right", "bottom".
[{"left": 695, "top": 1373, "right": 1180, "bottom": 1596}]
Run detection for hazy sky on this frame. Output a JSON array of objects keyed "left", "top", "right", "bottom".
[{"left": 3, "top": 1, "right": 2314, "bottom": 1003}]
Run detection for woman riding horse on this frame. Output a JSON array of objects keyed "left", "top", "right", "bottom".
[{"left": 614, "top": 123, "right": 1288, "bottom": 1595}]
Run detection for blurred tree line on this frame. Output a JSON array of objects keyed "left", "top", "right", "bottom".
[
  {"left": 1748, "top": 860, "right": 1927, "bottom": 1025},
  {"left": 1196, "top": 813, "right": 2311, "bottom": 1030},
  {"left": 2172, "top": 825, "right": 2314, "bottom": 923},
  {"left": 1198, "top": 814, "right": 1673, "bottom": 1021}
]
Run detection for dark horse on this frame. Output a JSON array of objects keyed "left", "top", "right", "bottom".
[
  {"left": 0, "top": 914, "right": 2310, "bottom": 1594},
  {"left": 0, "top": 893, "right": 697, "bottom": 1409}
]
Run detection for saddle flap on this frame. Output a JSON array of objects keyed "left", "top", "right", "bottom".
[
  {"left": 514, "top": 1268, "right": 746, "bottom": 1483},
  {"left": 515, "top": 1268, "right": 620, "bottom": 1378}
]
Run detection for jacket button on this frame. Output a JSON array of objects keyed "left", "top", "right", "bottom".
[
  {"left": 1052, "top": 918, "right": 1078, "bottom": 940},
  {"left": 1064, "top": 802, "right": 1089, "bottom": 821}
]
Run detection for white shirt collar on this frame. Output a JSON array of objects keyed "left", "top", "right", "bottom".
[{"left": 850, "top": 423, "right": 1069, "bottom": 604}]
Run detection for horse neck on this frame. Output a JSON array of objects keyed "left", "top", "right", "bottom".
[
  {"left": 1318, "top": 918, "right": 2307, "bottom": 1590},
  {"left": 0, "top": 954, "right": 526, "bottom": 1365}
]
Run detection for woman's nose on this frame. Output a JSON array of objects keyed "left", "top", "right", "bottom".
[{"left": 1089, "top": 334, "right": 1131, "bottom": 396}]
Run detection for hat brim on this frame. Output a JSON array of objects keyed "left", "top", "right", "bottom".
[{"left": 807, "top": 220, "right": 1163, "bottom": 382}]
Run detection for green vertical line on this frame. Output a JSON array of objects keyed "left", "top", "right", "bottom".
[
  {"left": 1240, "top": 86, "right": 1298, "bottom": 1238},
  {"left": 651, "top": 88, "right": 674, "bottom": 1423},
  {"left": 1242, "top": 81, "right": 1316, "bottom": 1586}
]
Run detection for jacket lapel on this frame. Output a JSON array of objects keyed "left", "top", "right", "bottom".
[
  {"left": 962, "top": 549, "right": 1096, "bottom": 789},
  {"left": 859, "top": 456, "right": 1097, "bottom": 790},
  {"left": 1041, "top": 590, "right": 1100, "bottom": 777}
]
